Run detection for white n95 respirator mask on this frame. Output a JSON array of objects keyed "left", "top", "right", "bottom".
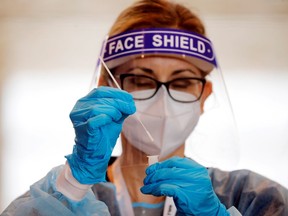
[{"left": 122, "top": 86, "right": 201, "bottom": 158}]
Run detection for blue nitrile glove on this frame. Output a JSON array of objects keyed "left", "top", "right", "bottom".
[
  {"left": 65, "top": 86, "right": 136, "bottom": 185},
  {"left": 141, "top": 157, "right": 229, "bottom": 216}
]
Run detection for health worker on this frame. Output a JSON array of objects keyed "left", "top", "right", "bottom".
[{"left": 2, "top": 0, "right": 288, "bottom": 216}]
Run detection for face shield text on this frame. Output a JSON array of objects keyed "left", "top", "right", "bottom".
[
  {"left": 152, "top": 34, "right": 206, "bottom": 54},
  {"left": 107, "top": 35, "right": 144, "bottom": 55}
]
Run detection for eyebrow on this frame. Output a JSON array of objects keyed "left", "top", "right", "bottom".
[
  {"left": 127, "top": 67, "right": 198, "bottom": 76},
  {"left": 172, "top": 69, "right": 199, "bottom": 76},
  {"left": 126, "top": 67, "right": 154, "bottom": 74}
]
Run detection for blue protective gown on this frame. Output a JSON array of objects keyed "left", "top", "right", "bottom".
[{"left": 2, "top": 158, "right": 288, "bottom": 216}]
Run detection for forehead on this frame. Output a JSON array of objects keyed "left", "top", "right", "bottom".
[{"left": 115, "top": 56, "right": 202, "bottom": 75}]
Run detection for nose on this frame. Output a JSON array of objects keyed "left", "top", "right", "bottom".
[{"left": 155, "top": 81, "right": 170, "bottom": 95}]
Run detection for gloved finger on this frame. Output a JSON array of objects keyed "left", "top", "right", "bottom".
[
  {"left": 75, "top": 120, "right": 122, "bottom": 152},
  {"left": 96, "top": 98, "right": 136, "bottom": 116},
  {"left": 87, "top": 114, "right": 117, "bottom": 132},
  {"left": 73, "top": 113, "right": 114, "bottom": 137},
  {"left": 143, "top": 168, "right": 191, "bottom": 185},
  {"left": 144, "top": 172, "right": 212, "bottom": 194},
  {"left": 86, "top": 86, "right": 134, "bottom": 102},
  {"left": 75, "top": 139, "right": 107, "bottom": 159},
  {"left": 71, "top": 97, "right": 135, "bottom": 124},
  {"left": 146, "top": 157, "right": 203, "bottom": 175},
  {"left": 141, "top": 183, "right": 177, "bottom": 197},
  {"left": 73, "top": 97, "right": 136, "bottom": 116},
  {"left": 70, "top": 104, "right": 123, "bottom": 124}
]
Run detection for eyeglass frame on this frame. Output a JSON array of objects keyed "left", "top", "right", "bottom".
[{"left": 116, "top": 74, "right": 206, "bottom": 103}]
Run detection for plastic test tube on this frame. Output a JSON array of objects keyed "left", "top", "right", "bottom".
[{"left": 147, "top": 155, "right": 159, "bottom": 165}]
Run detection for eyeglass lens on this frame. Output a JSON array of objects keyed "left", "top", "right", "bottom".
[{"left": 121, "top": 75, "right": 204, "bottom": 102}]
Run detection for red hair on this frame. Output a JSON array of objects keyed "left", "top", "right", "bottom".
[{"left": 109, "top": 0, "right": 205, "bottom": 36}]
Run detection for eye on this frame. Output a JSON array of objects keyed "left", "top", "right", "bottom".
[
  {"left": 170, "top": 79, "right": 197, "bottom": 89},
  {"left": 130, "top": 76, "right": 153, "bottom": 86},
  {"left": 123, "top": 75, "right": 157, "bottom": 91}
]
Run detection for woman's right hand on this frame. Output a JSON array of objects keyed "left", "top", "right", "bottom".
[{"left": 65, "top": 86, "right": 136, "bottom": 185}]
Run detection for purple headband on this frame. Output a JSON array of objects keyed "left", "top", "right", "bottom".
[{"left": 103, "top": 28, "right": 217, "bottom": 72}]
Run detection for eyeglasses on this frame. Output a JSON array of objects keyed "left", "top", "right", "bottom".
[{"left": 117, "top": 74, "right": 206, "bottom": 103}]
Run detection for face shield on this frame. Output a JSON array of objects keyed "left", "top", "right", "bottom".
[{"left": 91, "top": 28, "right": 239, "bottom": 170}]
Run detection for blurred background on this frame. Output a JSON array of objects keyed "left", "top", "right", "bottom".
[{"left": 1, "top": 0, "right": 288, "bottom": 212}]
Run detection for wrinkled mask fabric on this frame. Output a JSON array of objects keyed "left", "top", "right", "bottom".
[{"left": 122, "top": 87, "right": 201, "bottom": 157}]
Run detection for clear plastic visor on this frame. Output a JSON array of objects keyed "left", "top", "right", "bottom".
[{"left": 90, "top": 28, "right": 239, "bottom": 170}]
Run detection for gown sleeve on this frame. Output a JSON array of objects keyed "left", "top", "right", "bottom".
[
  {"left": 209, "top": 168, "right": 288, "bottom": 216},
  {"left": 1, "top": 165, "right": 110, "bottom": 216}
]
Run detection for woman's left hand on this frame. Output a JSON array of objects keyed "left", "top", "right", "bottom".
[{"left": 141, "top": 156, "right": 229, "bottom": 216}]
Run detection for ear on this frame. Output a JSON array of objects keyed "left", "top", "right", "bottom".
[{"left": 200, "top": 80, "right": 212, "bottom": 113}]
